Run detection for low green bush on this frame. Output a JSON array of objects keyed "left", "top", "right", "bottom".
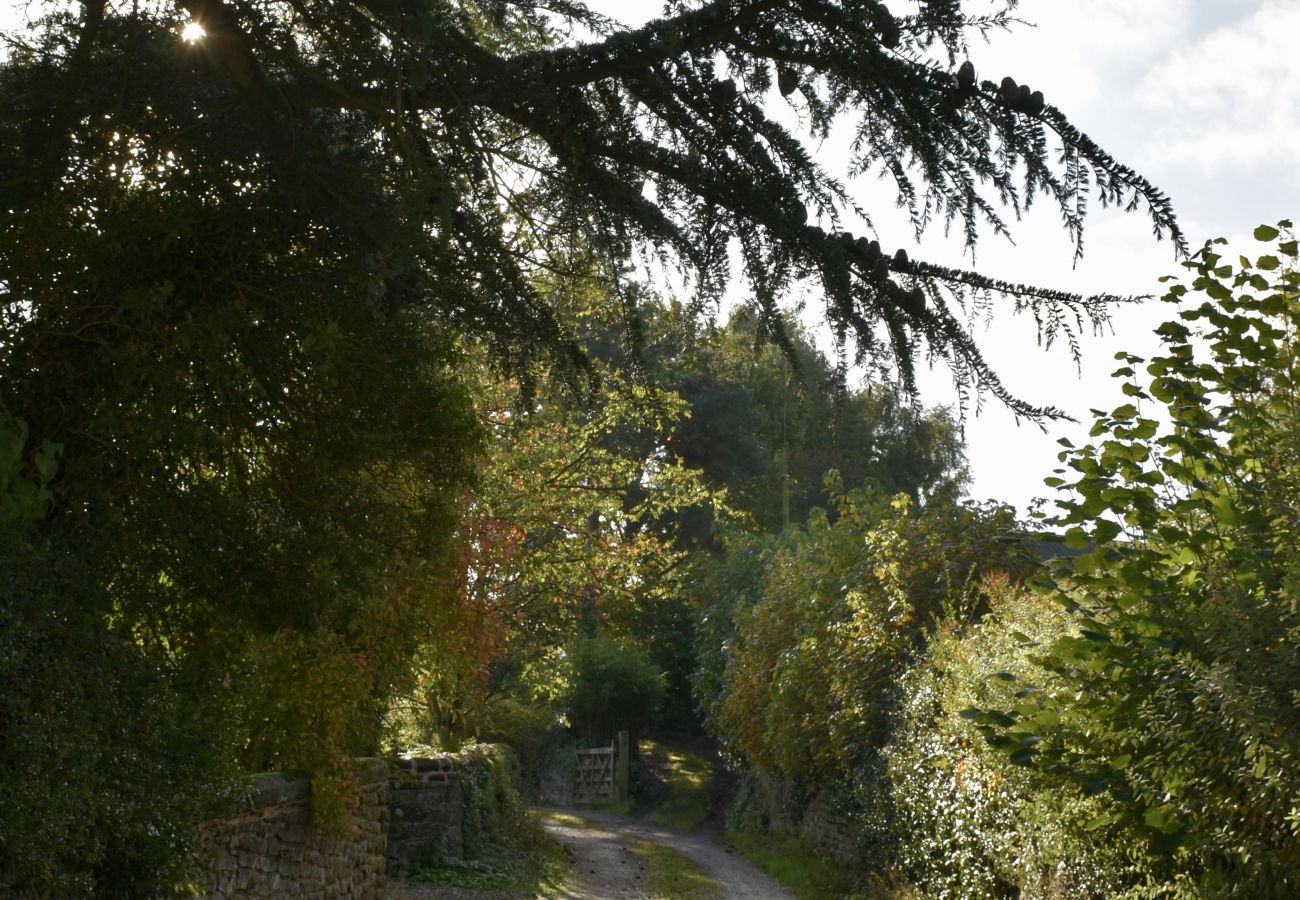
[{"left": 867, "top": 577, "right": 1160, "bottom": 899}]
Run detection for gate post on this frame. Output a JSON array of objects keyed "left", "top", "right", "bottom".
[{"left": 616, "top": 730, "right": 630, "bottom": 801}]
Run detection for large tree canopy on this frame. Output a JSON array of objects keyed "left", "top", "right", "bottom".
[
  {"left": 6, "top": 0, "right": 1180, "bottom": 415},
  {"left": 0, "top": 1, "right": 1182, "bottom": 890}
]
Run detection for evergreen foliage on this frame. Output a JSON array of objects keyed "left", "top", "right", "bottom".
[
  {"left": 6, "top": 0, "right": 1180, "bottom": 416},
  {"left": 601, "top": 299, "right": 968, "bottom": 534},
  {"left": 565, "top": 631, "right": 665, "bottom": 742}
]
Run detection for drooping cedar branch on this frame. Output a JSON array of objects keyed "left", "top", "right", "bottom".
[{"left": 17, "top": 0, "right": 1184, "bottom": 418}]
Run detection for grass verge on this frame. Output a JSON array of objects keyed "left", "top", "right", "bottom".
[
  {"left": 539, "top": 810, "right": 587, "bottom": 828},
  {"left": 724, "top": 830, "right": 859, "bottom": 899},
  {"left": 587, "top": 796, "right": 634, "bottom": 815},
  {"left": 642, "top": 739, "right": 714, "bottom": 831},
  {"left": 634, "top": 837, "right": 719, "bottom": 900},
  {"left": 407, "top": 815, "right": 568, "bottom": 893}
]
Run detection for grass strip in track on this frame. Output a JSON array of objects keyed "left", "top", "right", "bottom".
[{"left": 643, "top": 739, "right": 714, "bottom": 832}]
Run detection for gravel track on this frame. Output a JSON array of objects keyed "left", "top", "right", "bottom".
[
  {"left": 540, "top": 808, "right": 794, "bottom": 900},
  {"left": 387, "top": 808, "right": 793, "bottom": 899}
]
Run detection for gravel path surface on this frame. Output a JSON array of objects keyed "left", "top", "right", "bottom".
[
  {"left": 540, "top": 808, "right": 794, "bottom": 900},
  {"left": 539, "top": 814, "right": 655, "bottom": 899},
  {"left": 386, "top": 808, "right": 792, "bottom": 899}
]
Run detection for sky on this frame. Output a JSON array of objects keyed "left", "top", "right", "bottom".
[
  {"left": 584, "top": 0, "right": 1300, "bottom": 513},
  {"left": 4, "top": 0, "right": 1297, "bottom": 513}
]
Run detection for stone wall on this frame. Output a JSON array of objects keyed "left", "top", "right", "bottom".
[
  {"left": 798, "top": 792, "right": 860, "bottom": 865},
  {"left": 387, "top": 744, "right": 522, "bottom": 876},
  {"left": 192, "top": 745, "right": 523, "bottom": 894},
  {"left": 193, "top": 759, "right": 389, "bottom": 899},
  {"left": 727, "top": 770, "right": 862, "bottom": 866}
]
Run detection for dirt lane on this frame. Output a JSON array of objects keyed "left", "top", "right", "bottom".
[
  {"left": 539, "top": 815, "right": 654, "bottom": 899},
  {"left": 540, "top": 809, "right": 794, "bottom": 900}
]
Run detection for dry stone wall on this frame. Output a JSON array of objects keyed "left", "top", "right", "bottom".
[
  {"left": 192, "top": 746, "right": 520, "bottom": 895},
  {"left": 727, "top": 770, "right": 862, "bottom": 866},
  {"left": 193, "top": 759, "right": 389, "bottom": 899},
  {"left": 387, "top": 755, "right": 470, "bottom": 869},
  {"left": 387, "top": 744, "right": 520, "bottom": 875}
]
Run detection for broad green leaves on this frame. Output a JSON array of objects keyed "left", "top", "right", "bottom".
[
  {"left": 0, "top": 416, "right": 61, "bottom": 528},
  {"left": 968, "top": 223, "right": 1300, "bottom": 892}
]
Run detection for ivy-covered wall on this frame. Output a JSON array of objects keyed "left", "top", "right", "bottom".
[{"left": 726, "top": 771, "right": 862, "bottom": 866}]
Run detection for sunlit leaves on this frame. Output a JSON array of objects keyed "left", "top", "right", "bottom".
[
  {"left": 969, "top": 224, "right": 1300, "bottom": 891},
  {"left": 712, "top": 484, "right": 1020, "bottom": 780}
]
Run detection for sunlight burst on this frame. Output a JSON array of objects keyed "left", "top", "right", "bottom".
[{"left": 181, "top": 21, "right": 206, "bottom": 43}]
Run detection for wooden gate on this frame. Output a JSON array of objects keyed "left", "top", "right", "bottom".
[{"left": 574, "top": 743, "right": 615, "bottom": 803}]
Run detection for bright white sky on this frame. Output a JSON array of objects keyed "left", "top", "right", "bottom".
[
  {"left": 4, "top": 1, "right": 1297, "bottom": 513},
  {"left": 588, "top": 0, "right": 1300, "bottom": 513}
]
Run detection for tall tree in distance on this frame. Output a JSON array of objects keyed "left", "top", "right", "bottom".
[{"left": 596, "top": 298, "right": 968, "bottom": 535}]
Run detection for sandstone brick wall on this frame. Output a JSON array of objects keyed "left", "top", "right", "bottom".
[{"left": 193, "top": 759, "right": 388, "bottom": 899}]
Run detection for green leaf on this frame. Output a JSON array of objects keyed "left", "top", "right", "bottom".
[
  {"left": 1212, "top": 493, "right": 1240, "bottom": 527},
  {"left": 1094, "top": 520, "right": 1122, "bottom": 544},
  {"left": 1143, "top": 806, "right": 1173, "bottom": 831},
  {"left": 1204, "top": 280, "right": 1233, "bottom": 301},
  {"left": 1083, "top": 813, "right": 1114, "bottom": 831},
  {"left": 1253, "top": 224, "right": 1279, "bottom": 241},
  {"left": 1257, "top": 255, "right": 1281, "bottom": 271},
  {"left": 1082, "top": 777, "right": 1111, "bottom": 797}
]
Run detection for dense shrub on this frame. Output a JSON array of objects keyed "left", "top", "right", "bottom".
[
  {"left": 708, "top": 481, "right": 1020, "bottom": 782},
  {"left": 869, "top": 576, "right": 1165, "bottom": 899},
  {"left": 971, "top": 225, "right": 1300, "bottom": 895},
  {"left": 1, "top": 418, "right": 222, "bottom": 894}
]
